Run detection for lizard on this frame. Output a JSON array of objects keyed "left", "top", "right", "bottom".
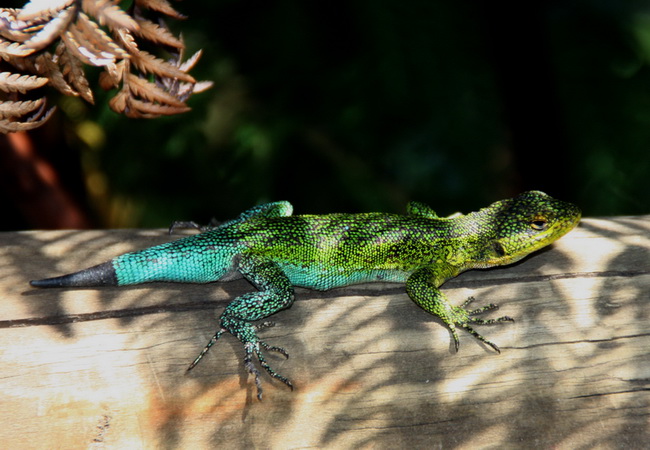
[{"left": 30, "top": 190, "right": 581, "bottom": 400}]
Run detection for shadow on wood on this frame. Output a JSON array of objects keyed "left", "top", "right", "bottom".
[{"left": 1, "top": 216, "right": 649, "bottom": 448}]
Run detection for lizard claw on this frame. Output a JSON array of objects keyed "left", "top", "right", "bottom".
[
  {"left": 463, "top": 296, "right": 515, "bottom": 325},
  {"left": 460, "top": 323, "right": 502, "bottom": 353},
  {"left": 448, "top": 297, "right": 514, "bottom": 353},
  {"left": 447, "top": 323, "right": 501, "bottom": 353},
  {"left": 260, "top": 340, "right": 290, "bottom": 359},
  {"left": 186, "top": 329, "right": 225, "bottom": 372},
  {"left": 186, "top": 325, "right": 293, "bottom": 400},
  {"left": 243, "top": 350, "right": 265, "bottom": 400},
  {"left": 245, "top": 342, "right": 293, "bottom": 400}
]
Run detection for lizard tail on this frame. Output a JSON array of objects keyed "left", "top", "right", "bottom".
[{"left": 30, "top": 261, "right": 118, "bottom": 288}]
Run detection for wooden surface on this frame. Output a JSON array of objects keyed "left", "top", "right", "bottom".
[{"left": 1, "top": 216, "right": 649, "bottom": 449}]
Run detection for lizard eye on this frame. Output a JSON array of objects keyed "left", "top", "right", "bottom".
[{"left": 530, "top": 219, "right": 548, "bottom": 231}]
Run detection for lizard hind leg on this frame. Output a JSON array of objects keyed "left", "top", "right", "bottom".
[
  {"left": 222, "top": 312, "right": 293, "bottom": 400},
  {"left": 219, "top": 254, "right": 296, "bottom": 400},
  {"left": 186, "top": 321, "right": 292, "bottom": 400}
]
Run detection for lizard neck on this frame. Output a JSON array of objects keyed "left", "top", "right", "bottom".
[{"left": 436, "top": 206, "right": 518, "bottom": 272}]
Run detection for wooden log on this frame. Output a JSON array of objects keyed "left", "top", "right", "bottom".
[{"left": 1, "top": 216, "right": 649, "bottom": 448}]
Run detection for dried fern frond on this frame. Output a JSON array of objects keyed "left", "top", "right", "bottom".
[
  {"left": 126, "top": 73, "right": 186, "bottom": 107},
  {"left": 132, "top": 17, "right": 183, "bottom": 48},
  {"left": 0, "top": 0, "right": 210, "bottom": 132},
  {"left": 97, "top": 59, "right": 125, "bottom": 89},
  {"left": 63, "top": 14, "right": 126, "bottom": 67},
  {"left": 22, "top": 6, "right": 75, "bottom": 51},
  {"left": 178, "top": 48, "right": 203, "bottom": 73},
  {"left": 0, "top": 71, "right": 47, "bottom": 93},
  {"left": 0, "top": 9, "right": 33, "bottom": 42},
  {"left": 77, "top": 12, "right": 128, "bottom": 57},
  {"left": 135, "top": 0, "right": 186, "bottom": 20},
  {"left": 0, "top": 97, "right": 44, "bottom": 118},
  {"left": 0, "top": 39, "right": 34, "bottom": 58},
  {"left": 162, "top": 49, "right": 214, "bottom": 102},
  {"left": 0, "top": 97, "right": 53, "bottom": 132},
  {"left": 192, "top": 80, "right": 214, "bottom": 95},
  {"left": 56, "top": 43, "right": 94, "bottom": 103},
  {"left": 17, "top": 0, "right": 74, "bottom": 22},
  {"left": 82, "top": 0, "right": 138, "bottom": 31},
  {"left": 110, "top": 87, "right": 190, "bottom": 119},
  {"left": 118, "top": 29, "right": 195, "bottom": 83},
  {"left": 108, "top": 57, "right": 196, "bottom": 119},
  {"left": 33, "top": 50, "right": 78, "bottom": 97}
]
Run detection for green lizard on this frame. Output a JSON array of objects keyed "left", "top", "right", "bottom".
[{"left": 30, "top": 190, "right": 580, "bottom": 399}]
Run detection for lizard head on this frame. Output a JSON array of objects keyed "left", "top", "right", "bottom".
[{"left": 473, "top": 190, "right": 581, "bottom": 267}]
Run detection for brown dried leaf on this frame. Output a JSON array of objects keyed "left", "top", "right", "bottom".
[
  {"left": 17, "top": 0, "right": 74, "bottom": 21},
  {"left": 81, "top": 0, "right": 138, "bottom": 32},
  {"left": 125, "top": 96, "right": 190, "bottom": 118},
  {"left": 174, "top": 82, "right": 194, "bottom": 102},
  {"left": 109, "top": 86, "right": 189, "bottom": 118},
  {"left": 133, "top": 17, "right": 184, "bottom": 48},
  {"left": 62, "top": 25, "right": 117, "bottom": 67},
  {"left": 74, "top": 12, "right": 128, "bottom": 59},
  {"left": 108, "top": 88, "right": 129, "bottom": 113},
  {"left": 66, "top": 24, "right": 113, "bottom": 66},
  {"left": 0, "top": 97, "right": 45, "bottom": 118},
  {"left": 0, "top": 117, "right": 42, "bottom": 132},
  {"left": 60, "top": 30, "right": 95, "bottom": 66},
  {"left": 132, "top": 48, "right": 195, "bottom": 82},
  {"left": 0, "top": 101, "right": 54, "bottom": 133},
  {"left": 175, "top": 79, "right": 213, "bottom": 102},
  {"left": 0, "top": 9, "right": 32, "bottom": 42},
  {"left": 99, "top": 60, "right": 126, "bottom": 89},
  {"left": 57, "top": 43, "right": 94, "bottom": 103},
  {"left": 117, "top": 29, "right": 194, "bottom": 82},
  {"left": 2, "top": 51, "right": 38, "bottom": 73},
  {"left": 135, "top": 0, "right": 186, "bottom": 20},
  {"left": 192, "top": 80, "right": 213, "bottom": 94},
  {"left": 33, "top": 51, "right": 77, "bottom": 97},
  {"left": 0, "top": 71, "right": 48, "bottom": 93},
  {"left": 125, "top": 73, "right": 185, "bottom": 107},
  {"left": 0, "top": 40, "right": 35, "bottom": 57},
  {"left": 23, "top": 6, "right": 75, "bottom": 50},
  {"left": 178, "top": 49, "right": 202, "bottom": 73},
  {"left": 98, "top": 70, "right": 115, "bottom": 90}
]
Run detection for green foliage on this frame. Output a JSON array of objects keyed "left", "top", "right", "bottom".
[{"left": 60, "top": 1, "right": 650, "bottom": 226}]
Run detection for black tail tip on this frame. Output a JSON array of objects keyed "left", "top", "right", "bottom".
[
  {"left": 30, "top": 279, "right": 53, "bottom": 288},
  {"left": 29, "top": 261, "right": 117, "bottom": 288}
]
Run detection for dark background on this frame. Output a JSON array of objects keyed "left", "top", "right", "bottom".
[{"left": 2, "top": 0, "right": 649, "bottom": 230}]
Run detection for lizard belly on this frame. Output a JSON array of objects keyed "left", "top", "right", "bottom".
[{"left": 279, "top": 263, "right": 410, "bottom": 291}]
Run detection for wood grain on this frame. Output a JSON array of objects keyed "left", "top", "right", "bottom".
[{"left": 2, "top": 216, "right": 649, "bottom": 448}]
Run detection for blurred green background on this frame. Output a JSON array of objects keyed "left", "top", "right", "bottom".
[{"left": 2, "top": 0, "right": 650, "bottom": 230}]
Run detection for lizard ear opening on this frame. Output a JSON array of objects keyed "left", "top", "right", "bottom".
[{"left": 492, "top": 241, "right": 506, "bottom": 257}]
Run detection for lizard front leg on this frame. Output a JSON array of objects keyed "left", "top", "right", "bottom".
[
  {"left": 187, "top": 253, "right": 295, "bottom": 400},
  {"left": 405, "top": 268, "right": 514, "bottom": 353}
]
